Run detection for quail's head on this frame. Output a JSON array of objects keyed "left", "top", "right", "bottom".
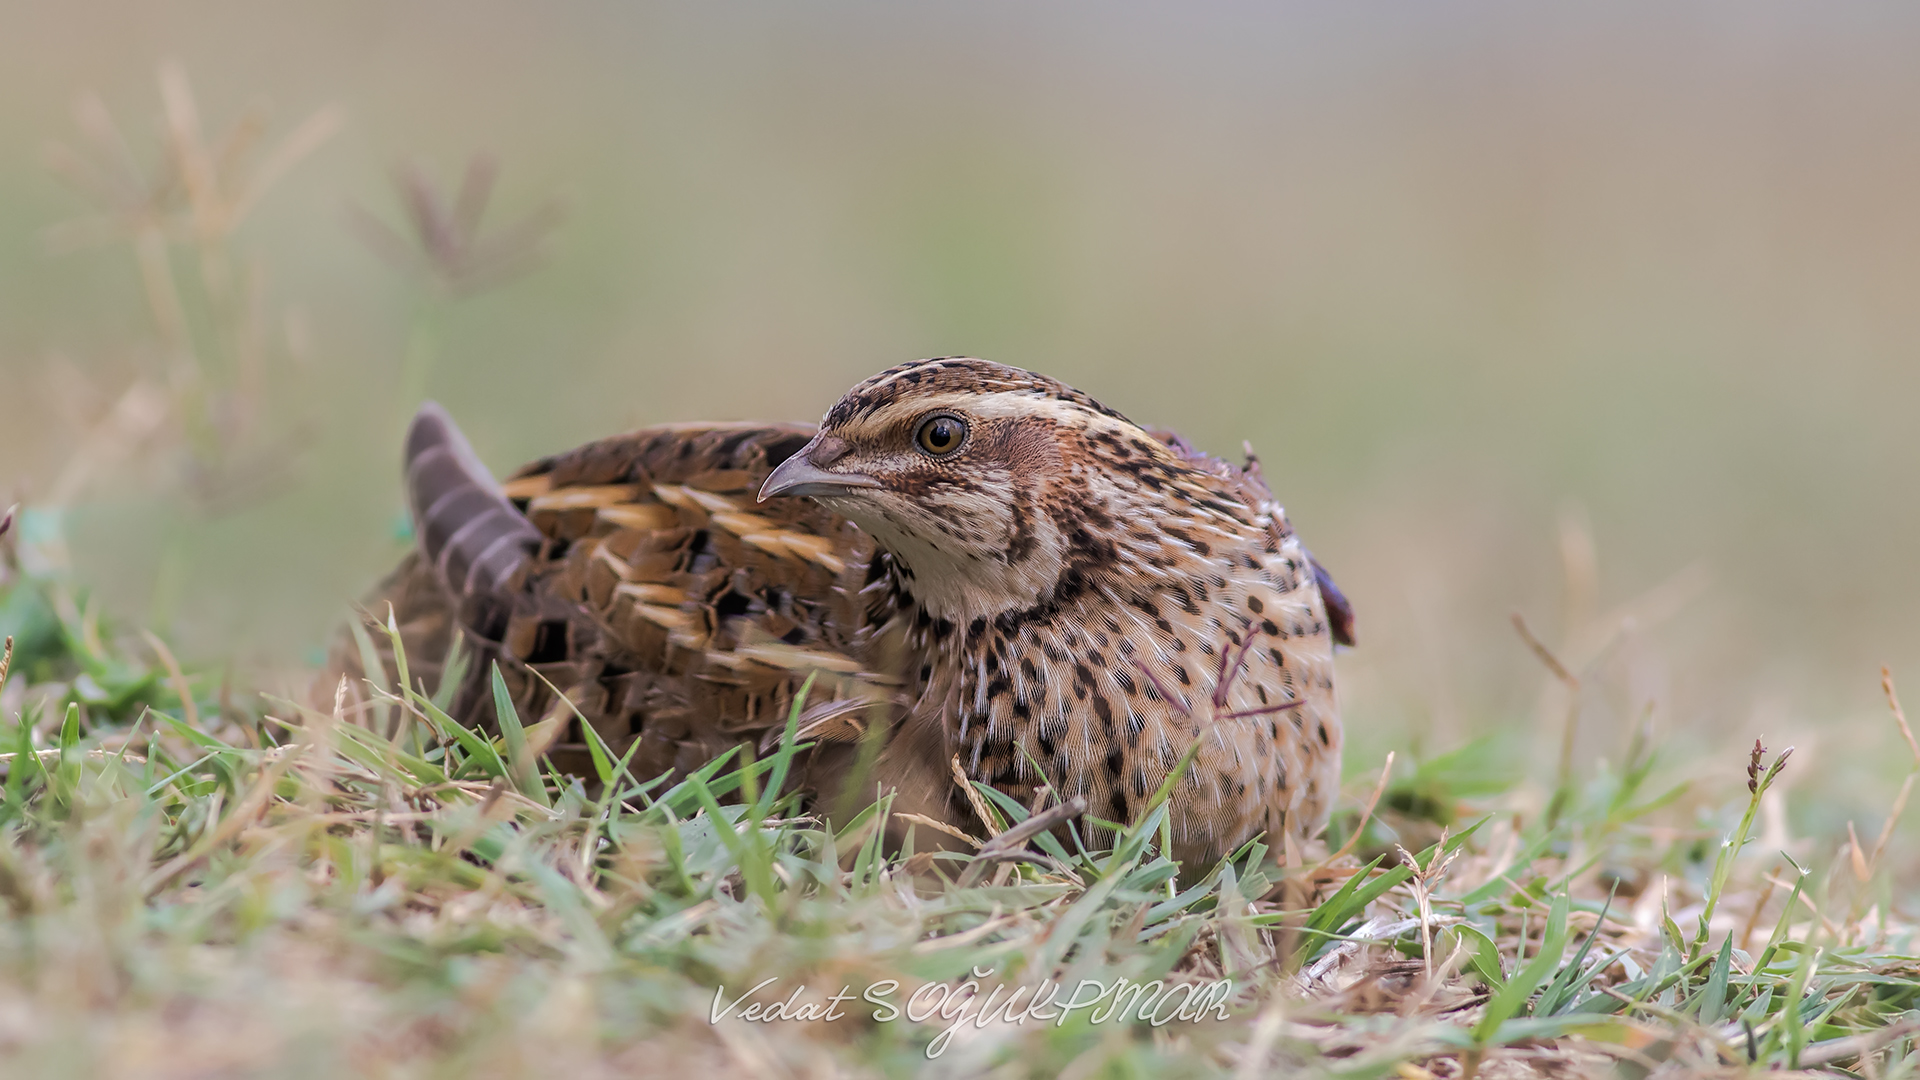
[{"left": 759, "top": 358, "right": 1174, "bottom": 625}]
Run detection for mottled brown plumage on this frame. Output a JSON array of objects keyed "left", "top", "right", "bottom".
[{"left": 326, "top": 358, "right": 1350, "bottom": 868}]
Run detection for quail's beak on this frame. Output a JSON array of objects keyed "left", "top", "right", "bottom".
[{"left": 758, "top": 437, "right": 882, "bottom": 502}]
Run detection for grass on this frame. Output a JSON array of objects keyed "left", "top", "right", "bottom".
[{"left": 1, "top": 510, "right": 1918, "bottom": 1078}]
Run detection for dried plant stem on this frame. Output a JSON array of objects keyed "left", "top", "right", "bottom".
[
  {"left": 1866, "top": 774, "right": 1915, "bottom": 878},
  {"left": 45, "top": 63, "right": 339, "bottom": 512},
  {"left": 141, "top": 629, "right": 199, "bottom": 730},
  {"left": 894, "top": 813, "right": 983, "bottom": 849},
  {"left": 0, "top": 747, "right": 150, "bottom": 767},
  {"left": 1880, "top": 666, "right": 1920, "bottom": 767},
  {"left": 956, "top": 796, "right": 1087, "bottom": 888},
  {"left": 950, "top": 753, "right": 1002, "bottom": 839},
  {"left": 1320, "top": 751, "right": 1395, "bottom": 869},
  {"left": 1512, "top": 612, "right": 1580, "bottom": 789}
]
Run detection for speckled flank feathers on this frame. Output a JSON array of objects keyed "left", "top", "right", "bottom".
[{"left": 326, "top": 358, "right": 1350, "bottom": 868}]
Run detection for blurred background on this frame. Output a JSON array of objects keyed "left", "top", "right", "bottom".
[{"left": 3, "top": 3, "right": 1919, "bottom": 838}]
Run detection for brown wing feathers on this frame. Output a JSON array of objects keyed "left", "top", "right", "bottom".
[{"left": 327, "top": 408, "right": 905, "bottom": 795}]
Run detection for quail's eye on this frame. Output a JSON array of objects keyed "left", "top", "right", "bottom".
[{"left": 914, "top": 414, "right": 968, "bottom": 457}]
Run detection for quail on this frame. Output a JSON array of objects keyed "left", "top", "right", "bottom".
[{"left": 327, "top": 358, "right": 1352, "bottom": 867}]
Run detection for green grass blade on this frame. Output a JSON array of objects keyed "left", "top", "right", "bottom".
[
  {"left": 1447, "top": 923, "right": 1507, "bottom": 989},
  {"left": 1536, "top": 890, "right": 1614, "bottom": 1016},
  {"left": 1697, "top": 935, "right": 1734, "bottom": 1024},
  {"left": 579, "top": 714, "right": 615, "bottom": 787},
  {"left": 431, "top": 632, "right": 470, "bottom": 713},
  {"left": 1475, "top": 887, "right": 1570, "bottom": 1043},
  {"left": 415, "top": 694, "right": 507, "bottom": 779},
  {"left": 490, "top": 662, "right": 548, "bottom": 807},
  {"left": 753, "top": 672, "right": 815, "bottom": 822},
  {"left": 1302, "top": 853, "right": 1390, "bottom": 938},
  {"left": 347, "top": 617, "right": 392, "bottom": 734}
]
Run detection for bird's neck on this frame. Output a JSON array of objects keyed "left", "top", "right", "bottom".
[
  {"left": 873, "top": 531, "right": 1070, "bottom": 628},
  {"left": 865, "top": 465, "right": 1239, "bottom": 637},
  {"left": 878, "top": 517, "right": 1183, "bottom": 650}
]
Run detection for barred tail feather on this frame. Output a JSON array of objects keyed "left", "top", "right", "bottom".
[{"left": 405, "top": 402, "right": 540, "bottom": 607}]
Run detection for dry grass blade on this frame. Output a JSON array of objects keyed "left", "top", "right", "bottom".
[
  {"left": 227, "top": 106, "right": 343, "bottom": 226},
  {"left": 1233, "top": 993, "right": 1290, "bottom": 1080},
  {"left": 141, "top": 629, "right": 199, "bottom": 730},
  {"left": 1510, "top": 611, "right": 1577, "bottom": 687},
  {"left": 894, "top": 812, "right": 982, "bottom": 848},
  {"left": 1797, "top": 1018, "right": 1920, "bottom": 1068},
  {"left": 0, "top": 748, "right": 149, "bottom": 767},
  {"left": 67, "top": 93, "right": 145, "bottom": 207},
  {"left": 450, "top": 155, "right": 498, "bottom": 239},
  {"left": 1321, "top": 751, "right": 1394, "bottom": 868},
  {"left": 1868, "top": 774, "right": 1916, "bottom": 879},
  {"left": 950, "top": 752, "right": 1001, "bottom": 838},
  {"left": 351, "top": 152, "right": 563, "bottom": 295},
  {"left": 1395, "top": 830, "right": 1457, "bottom": 979},
  {"left": 978, "top": 795, "right": 1086, "bottom": 854},
  {"left": 956, "top": 796, "right": 1086, "bottom": 887},
  {"left": 157, "top": 61, "right": 220, "bottom": 235},
  {"left": 1882, "top": 666, "right": 1920, "bottom": 767},
  {"left": 1512, "top": 611, "right": 1581, "bottom": 785},
  {"left": 1847, "top": 820, "right": 1871, "bottom": 883}
]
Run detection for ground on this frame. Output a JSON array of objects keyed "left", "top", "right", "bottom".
[{"left": 0, "top": 538, "right": 1915, "bottom": 1079}]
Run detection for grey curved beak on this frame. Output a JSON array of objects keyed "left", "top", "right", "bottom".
[{"left": 758, "top": 446, "right": 882, "bottom": 502}]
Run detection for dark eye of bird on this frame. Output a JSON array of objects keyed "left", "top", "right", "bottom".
[{"left": 914, "top": 414, "right": 967, "bottom": 457}]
